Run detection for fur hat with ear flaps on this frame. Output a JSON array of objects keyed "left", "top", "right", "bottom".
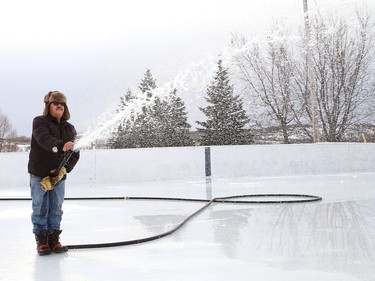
[{"left": 43, "top": 91, "right": 70, "bottom": 120}]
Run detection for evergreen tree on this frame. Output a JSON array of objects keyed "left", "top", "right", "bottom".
[
  {"left": 168, "top": 89, "right": 193, "bottom": 146},
  {"left": 196, "top": 60, "right": 251, "bottom": 145},
  {"left": 108, "top": 88, "right": 137, "bottom": 148},
  {"left": 152, "top": 89, "right": 193, "bottom": 147},
  {"left": 133, "top": 69, "right": 158, "bottom": 147},
  {"left": 139, "top": 69, "right": 157, "bottom": 100},
  {"left": 109, "top": 69, "right": 193, "bottom": 148}
]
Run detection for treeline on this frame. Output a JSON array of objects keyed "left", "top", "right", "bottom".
[{"left": 107, "top": 10, "right": 375, "bottom": 149}]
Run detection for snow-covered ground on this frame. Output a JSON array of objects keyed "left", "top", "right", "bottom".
[{"left": 1, "top": 144, "right": 374, "bottom": 281}]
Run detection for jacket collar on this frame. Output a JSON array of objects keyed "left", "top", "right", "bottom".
[{"left": 47, "top": 114, "right": 66, "bottom": 125}]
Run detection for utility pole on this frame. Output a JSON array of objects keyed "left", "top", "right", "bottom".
[{"left": 303, "top": 0, "right": 319, "bottom": 143}]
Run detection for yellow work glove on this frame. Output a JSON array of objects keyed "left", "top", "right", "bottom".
[
  {"left": 40, "top": 176, "right": 53, "bottom": 191},
  {"left": 40, "top": 167, "right": 67, "bottom": 191}
]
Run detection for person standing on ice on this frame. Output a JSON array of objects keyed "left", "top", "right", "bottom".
[{"left": 28, "top": 91, "right": 80, "bottom": 256}]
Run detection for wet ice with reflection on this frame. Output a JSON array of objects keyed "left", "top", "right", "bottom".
[{"left": 1, "top": 173, "right": 375, "bottom": 281}]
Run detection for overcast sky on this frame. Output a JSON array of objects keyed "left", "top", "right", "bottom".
[{"left": 0, "top": 0, "right": 373, "bottom": 137}]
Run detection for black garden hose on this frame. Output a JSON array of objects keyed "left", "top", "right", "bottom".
[
  {"left": 0, "top": 193, "right": 322, "bottom": 250},
  {"left": 51, "top": 150, "right": 76, "bottom": 177}
]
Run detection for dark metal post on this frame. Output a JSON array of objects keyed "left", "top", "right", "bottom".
[{"left": 204, "top": 147, "right": 211, "bottom": 177}]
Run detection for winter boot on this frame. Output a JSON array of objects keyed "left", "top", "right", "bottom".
[
  {"left": 48, "top": 230, "right": 68, "bottom": 253},
  {"left": 35, "top": 231, "right": 51, "bottom": 256}
]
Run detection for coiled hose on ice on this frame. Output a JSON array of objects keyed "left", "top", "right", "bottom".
[{"left": 0, "top": 193, "right": 322, "bottom": 249}]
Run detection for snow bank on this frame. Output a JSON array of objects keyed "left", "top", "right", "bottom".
[{"left": 1, "top": 143, "right": 374, "bottom": 188}]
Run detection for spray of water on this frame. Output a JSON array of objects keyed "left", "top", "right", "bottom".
[
  {"left": 74, "top": 49, "right": 238, "bottom": 150},
  {"left": 75, "top": 94, "right": 152, "bottom": 150}
]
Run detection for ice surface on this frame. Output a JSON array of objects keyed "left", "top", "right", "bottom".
[{"left": 1, "top": 173, "right": 374, "bottom": 281}]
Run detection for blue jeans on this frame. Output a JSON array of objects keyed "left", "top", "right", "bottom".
[{"left": 30, "top": 174, "right": 65, "bottom": 235}]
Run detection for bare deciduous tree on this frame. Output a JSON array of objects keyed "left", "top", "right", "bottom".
[
  {"left": 231, "top": 26, "right": 300, "bottom": 144},
  {"left": 297, "top": 11, "right": 375, "bottom": 142},
  {"left": 0, "top": 110, "right": 17, "bottom": 152},
  {"left": 232, "top": 9, "right": 375, "bottom": 143}
]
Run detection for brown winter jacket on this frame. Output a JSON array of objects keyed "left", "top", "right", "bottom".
[{"left": 28, "top": 114, "right": 80, "bottom": 178}]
